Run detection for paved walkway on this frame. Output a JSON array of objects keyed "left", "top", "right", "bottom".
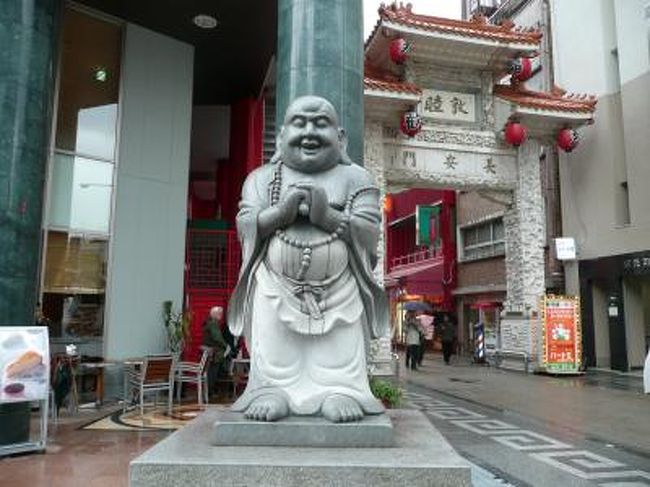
[{"left": 398, "top": 353, "right": 650, "bottom": 457}]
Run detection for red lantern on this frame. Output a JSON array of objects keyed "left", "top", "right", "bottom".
[
  {"left": 383, "top": 194, "right": 393, "bottom": 214},
  {"left": 400, "top": 110, "right": 422, "bottom": 137},
  {"left": 557, "top": 128, "right": 579, "bottom": 152},
  {"left": 508, "top": 57, "right": 533, "bottom": 82},
  {"left": 389, "top": 38, "right": 411, "bottom": 64},
  {"left": 504, "top": 121, "right": 527, "bottom": 147}
]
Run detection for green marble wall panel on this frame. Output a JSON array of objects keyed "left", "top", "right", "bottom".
[
  {"left": 0, "top": 0, "right": 60, "bottom": 325},
  {"left": 276, "top": 0, "right": 364, "bottom": 165}
]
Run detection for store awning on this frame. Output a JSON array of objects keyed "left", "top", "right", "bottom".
[{"left": 385, "top": 259, "right": 445, "bottom": 296}]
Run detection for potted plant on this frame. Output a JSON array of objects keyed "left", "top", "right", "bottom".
[
  {"left": 162, "top": 301, "right": 191, "bottom": 356},
  {"left": 369, "top": 377, "right": 403, "bottom": 409}
]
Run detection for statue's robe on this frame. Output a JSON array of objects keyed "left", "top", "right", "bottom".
[{"left": 228, "top": 160, "right": 388, "bottom": 415}]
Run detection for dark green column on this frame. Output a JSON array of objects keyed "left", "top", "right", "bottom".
[
  {"left": 0, "top": 0, "right": 60, "bottom": 326},
  {"left": 276, "top": 0, "right": 364, "bottom": 165}
]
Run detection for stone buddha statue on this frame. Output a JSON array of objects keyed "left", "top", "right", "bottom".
[{"left": 228, "top": 96, "right": 389, "bottom": 423}]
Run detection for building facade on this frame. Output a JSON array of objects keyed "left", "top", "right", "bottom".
[
  {"left": 490, "top": 0, "right": 650, "bottom": 371},
  {"left": 363, "top": 3, "right": 595, "bottom": 368}
]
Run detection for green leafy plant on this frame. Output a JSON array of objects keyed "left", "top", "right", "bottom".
[
  {"left": 162, "top": 300, "right": 191, "bottom": 354},
  {"left": 369, "top": 378, "right": 403, "bottom": 408}
]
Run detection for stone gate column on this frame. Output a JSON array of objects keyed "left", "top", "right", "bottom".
[
  {"left": 363, "top": 120, "right": 394, "bottom": 371},
  {"left": 501, "top": 138, "right": 546, "bottom": 366},
  {"left": 364, "top": 120, "right": 387, "bottom": 284},
  {"left": 276, "top": 0, "right": 364, "bottom": 164},
  {"left": 0, "top": 0, "right": 60, "bottom": 325}
]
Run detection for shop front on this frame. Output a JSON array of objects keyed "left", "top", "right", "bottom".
[
  {"left": 580, "top": 251, "right": 650, "bottom": 371},
  {"left": 455, "top": 292, "right": 504, "bottom": 358}
]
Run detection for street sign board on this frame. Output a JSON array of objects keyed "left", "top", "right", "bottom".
[
  {"left": 540, "top": 295, "right": 581, "bottom": 374},
  {"left": 555, "top": 237, "right": 576, "bottom": 260}
]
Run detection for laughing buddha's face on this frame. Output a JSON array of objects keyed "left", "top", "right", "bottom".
[{"left": 279, "top": 96, "right": 344, "bottom": 173}]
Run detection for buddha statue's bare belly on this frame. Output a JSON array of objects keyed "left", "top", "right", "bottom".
[{"left": 266, "top": 220, "right": 349, "bottom": 281}]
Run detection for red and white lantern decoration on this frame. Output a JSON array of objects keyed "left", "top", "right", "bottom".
[
  {"left": 400, "top": 110, "right": 422, "bottom": 137},
  {"left": 504, "top": 121, "right": 527, "bottom": 147},
  {"left": 389, "top": 38, "right": 411, "bottom": 65},
  {"left": 556, "top": 128, "right": 579, "bottom": 152},
  {"left": 507, "top": 57, "right": 533, "bottom": 82}
]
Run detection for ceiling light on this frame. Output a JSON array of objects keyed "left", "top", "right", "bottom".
[
  {"left": 93, "top": 67, "right": 108, "bottom": 82},
  {"left": 193, "top": 14, "right": 218, "bottom": 29}
]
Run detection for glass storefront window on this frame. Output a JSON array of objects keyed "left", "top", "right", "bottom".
[
  {"left": 40, "top": 7, "right": 122, "bottom": 340},
  {"left": 48, "top": 153, "right": 114, "bottom": 234},
  {"left": 42, "top": 232, "right": 108, "bottom": 338},
  {"left": 55, "top": 8, "right": 121, "bottom": 160}
]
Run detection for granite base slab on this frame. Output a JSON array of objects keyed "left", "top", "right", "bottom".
[
  {"left": 212, "top": 411, "right": 395, "bottom": 447},
  {"left": 130, "top": 407, "right": 471, "bottom": 487}
]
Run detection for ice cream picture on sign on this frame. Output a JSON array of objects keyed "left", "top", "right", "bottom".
[
  {"left": 6, "top": 350, "right": 43, "bottom": 378},
  {"left": 0, "top": 328, "right": 50, "bottom": 403}
]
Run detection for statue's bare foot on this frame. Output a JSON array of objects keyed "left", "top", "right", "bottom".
[
  {"left": 321, "top": 394, "right": 364, "bottom": 423},
  {"left": 244, "top": 394, "right": 289, "bottom": 421}
]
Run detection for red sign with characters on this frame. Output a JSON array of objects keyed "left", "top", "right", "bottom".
[{"left": 542, "top": 295, "right": 581, "bottom": 373}]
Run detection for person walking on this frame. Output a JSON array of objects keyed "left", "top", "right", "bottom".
[
  {"left": 438, "top": 314, "right": 457, "bottom": 365},
  {"left": 404, "top": 310, "right": 421, "bottom": 371}
]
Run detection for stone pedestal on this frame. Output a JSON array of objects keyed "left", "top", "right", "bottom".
[
  {"left": 212, "top": 411, "right": 395, "bottom": 447},
  {"left": 130, "top": 408, "right": 471, "bottom": 487}
]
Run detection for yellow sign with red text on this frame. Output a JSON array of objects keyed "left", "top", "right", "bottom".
[{"left": 541, "top": 295, "right": 581, "bottom": 374}]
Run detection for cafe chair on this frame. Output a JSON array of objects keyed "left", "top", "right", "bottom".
[
  {"left": 123, "top": 354, "right": 175, "bottom": 418},
  {"left": 175, "top": 347, "right": 211, "bottom": 405}
]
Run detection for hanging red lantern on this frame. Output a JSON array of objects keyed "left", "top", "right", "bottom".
[
  {"left": 383, "top": 194, "right": 393, "bottom": 214},
  {"left": 389, "top": 38, "right": 411, "bottom": 64},
  {"left": 556, "top": 128, "right": 579, "bottom": 152},
  {"left": 507, "top": 57, "right": 533, "bottom": 82},
  {"left": 504, "top": 121, "right": 527, "bottom": 147},
  {"left": 400, "top": 110, "right": 422, "bottom": 137}
]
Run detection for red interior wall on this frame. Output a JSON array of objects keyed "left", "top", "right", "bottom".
[
  {"left": 220, "top": 97, "right": 264, "bottom": 223},
  {"left": 185, "top": 96, "right": 264, "bottom": 361}
]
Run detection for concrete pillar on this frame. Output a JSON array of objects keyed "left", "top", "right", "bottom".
[
  {"left": 623, "top": 278, "right": 646, "bottom": 369},
  {"left": 0, "top": 0, "right": 60, "bottom": 325},
  {"left": 592, "top": 283, "right": 611, "bottom": 368},
  {"left": 276, "top": 0, "right": 364, "bottom": 165}
]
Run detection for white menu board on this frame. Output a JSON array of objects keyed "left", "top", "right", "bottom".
[{"left": 0, "top": 327, "right": 50, "bottom": 404}]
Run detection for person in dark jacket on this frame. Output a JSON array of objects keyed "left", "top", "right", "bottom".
[
  {"left": 202, "top": 306, "right": 229, "bottom": 394},
  {"left": 437, "top": 314, "right": 457, "bottom": 365},
  {"left": 404, "top": 311, "right": 422, "bottom": 371}
]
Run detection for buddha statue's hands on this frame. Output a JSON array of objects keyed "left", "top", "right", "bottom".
[
  {"left": 258, "top": 186, "right": 309, "bottom": 237},
  {"left": 295, "top": 183, "right": 344, "bottom": 234}
]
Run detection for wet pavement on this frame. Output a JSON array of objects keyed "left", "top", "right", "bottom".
[
  {"left": 400, "top": 353, "right": 650, "bottom": 486},
  {"left": 0, "top": 356, "right": 647, "bottom": 486}
]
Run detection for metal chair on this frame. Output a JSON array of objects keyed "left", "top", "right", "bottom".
[
  {"left": 123, "top": 354, "right": 175, "bottom": 417},
  {"left": 175, "top": 348, "right": 211, "bottom": 405}
]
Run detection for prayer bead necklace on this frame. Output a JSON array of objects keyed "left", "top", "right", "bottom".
[{"left": 269, "top": 162, "right": 378, "bottom": 281}]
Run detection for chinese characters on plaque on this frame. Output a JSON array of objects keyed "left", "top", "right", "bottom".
[
  {"left": 420, "top": 89, "right": 476, "bottom": 123},
  {"left": 622, "top": 254, "right": 650, "bottom": 275},
  {"left": 388, "top": 147, "right": 504, "bottom": 178}
]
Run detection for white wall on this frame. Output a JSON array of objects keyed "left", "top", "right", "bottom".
[
  {"left": 614, "top": 0, "right": 650, "bottom": 228},
  {"left": 613, "top": 0, "right": 650, "bottom": 85},
  {"left": 553, "top": 0, "right": 650, "bottom": 259},
  {"left": 104, "top": 24, "right": 193, "bottom": 360},
  {"left": 551, "top": 0, "right": 620, "bottom": 97}
]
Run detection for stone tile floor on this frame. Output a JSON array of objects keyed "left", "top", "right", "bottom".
[{"left": 0, "top": 406, "right": 170, "bottom": 487}]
